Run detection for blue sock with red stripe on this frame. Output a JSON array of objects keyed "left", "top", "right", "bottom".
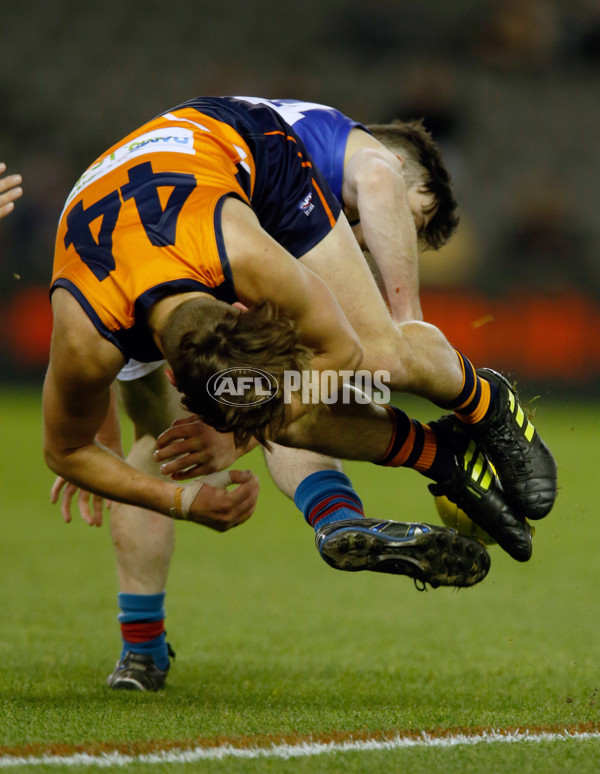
[
  {"left": 117, "top": 592, "right": 169, "bottom": 671},
  {"left": 294, "top": 470, "right": 365, "bottom": 531}
]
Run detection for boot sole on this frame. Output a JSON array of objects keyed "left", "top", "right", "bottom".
[{"left": 319, "top": 528, "right": 490, "bottom": 588}]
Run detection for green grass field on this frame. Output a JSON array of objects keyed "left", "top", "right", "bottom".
[{"left": 1, "top": 386, "right": 599, "bottom": 772}]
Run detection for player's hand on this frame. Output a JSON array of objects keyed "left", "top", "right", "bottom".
[
  {"left": 0, "top": 162, "right": 23, "bottom": 219},
  {"left": 50, "top": 476, "right": 108, "bottom": 527},
  {"left": 185, "top": 469, "right": 259, "bottom": 531},
  {"left": 154, "top": 415, "right": 241, "bottom": 479}
]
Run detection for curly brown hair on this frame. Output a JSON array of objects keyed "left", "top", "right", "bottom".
[
  {"left": 161, "top": 297, "right": 313, "bottom": 447},
  {"left": 367, "top": 119, "right": 459, "bottom": 250}
]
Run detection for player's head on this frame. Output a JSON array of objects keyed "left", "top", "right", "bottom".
[
  {"left": 367, "top": 119, "right": 458, "bottom": 250},
  {"left": 161, "top": 297, "right": 312, "bottom": 447}
]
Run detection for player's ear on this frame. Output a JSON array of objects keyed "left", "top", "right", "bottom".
[{"left": 165, "top": 367, "right": 177, "bottom": 387}]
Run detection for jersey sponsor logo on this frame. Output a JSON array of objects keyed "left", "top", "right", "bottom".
[
  {"left": 63, "top": 127, "right": 195, "bottom": 212},
  {"left": 298, "top": 192, "right": 314, "bottom": 216}
]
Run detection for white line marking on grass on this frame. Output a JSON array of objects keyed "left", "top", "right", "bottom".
[{"left": 1, "top": 729, "right": 599, "bottom": 768}]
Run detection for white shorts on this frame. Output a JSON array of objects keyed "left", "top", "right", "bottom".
[{"left": 117, "top": 358, "right": 166, "bottom": 382}]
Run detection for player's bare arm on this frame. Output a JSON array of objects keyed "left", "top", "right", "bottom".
[
  {"left": 51, "top": 384, "right": 124, "bottom": 526},
  {"left": 43, "top": 289, "right": 259, "bottom": 529},
  {"left": 342, "top": 130, "right": 423, "bottom": 322}
]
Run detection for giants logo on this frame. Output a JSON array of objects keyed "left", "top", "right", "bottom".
[{"left": 298, "top": 192, "right": 314, "bottom": 216}]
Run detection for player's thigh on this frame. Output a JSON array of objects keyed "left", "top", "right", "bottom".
[
  {"left": 300, "top": 216, "right": 395, "bottom": 341},
  {"left": 117, "top": 364, "right": 187, "bottom": 440}
]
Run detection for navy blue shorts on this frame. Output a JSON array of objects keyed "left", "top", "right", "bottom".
[{"left": 172, "top": 96, "right": 342, "bottom": 258}]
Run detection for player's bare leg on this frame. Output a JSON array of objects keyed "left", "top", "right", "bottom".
[
  {"left": 264, "top": 445, "right": 344, "bottom": 499},
  {"left": 110, "top": 435, "right": 175, "bottom": 595},
  {"left": 300, "top": 215, "right": 464, "bottom": 399},
  {"left": 107, "top": 366, "right": 187, "bottom": 691}
]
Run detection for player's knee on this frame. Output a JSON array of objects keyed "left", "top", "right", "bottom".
[
  {"left": 119, "top": 368, "right": 182, "bottom": 439},
  {"left": 359, "top": 324, "right": 412, "bottom": 386},
  {"left": 393, "top": 320, "right": 452, "bottom": 391},
  {"left": 126, "top": 434, "right": 162, "bottom": 475}
]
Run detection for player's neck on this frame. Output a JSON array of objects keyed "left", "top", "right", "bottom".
[{"left": 147, "top": 292, "right": 214, "bottom": 351}]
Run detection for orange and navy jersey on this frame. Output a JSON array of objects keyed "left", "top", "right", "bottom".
[{"left": 51, "top": 97, "right": 341, "bottom": 362}]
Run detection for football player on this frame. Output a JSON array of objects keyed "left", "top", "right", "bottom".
[{"left": 45, "top": 97, "right": 556, "bottom": 691}]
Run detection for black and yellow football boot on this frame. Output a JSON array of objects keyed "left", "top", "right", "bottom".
[
  {"left": 473, "top": 368, "right": 558, "bottom": 520},
  {"left": 427, "top": 415, "right": 532, "bottom": 562}
]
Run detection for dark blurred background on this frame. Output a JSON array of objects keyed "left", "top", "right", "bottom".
[{"left": 1, "top": 0, "right": 599, "bottom": 393}]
